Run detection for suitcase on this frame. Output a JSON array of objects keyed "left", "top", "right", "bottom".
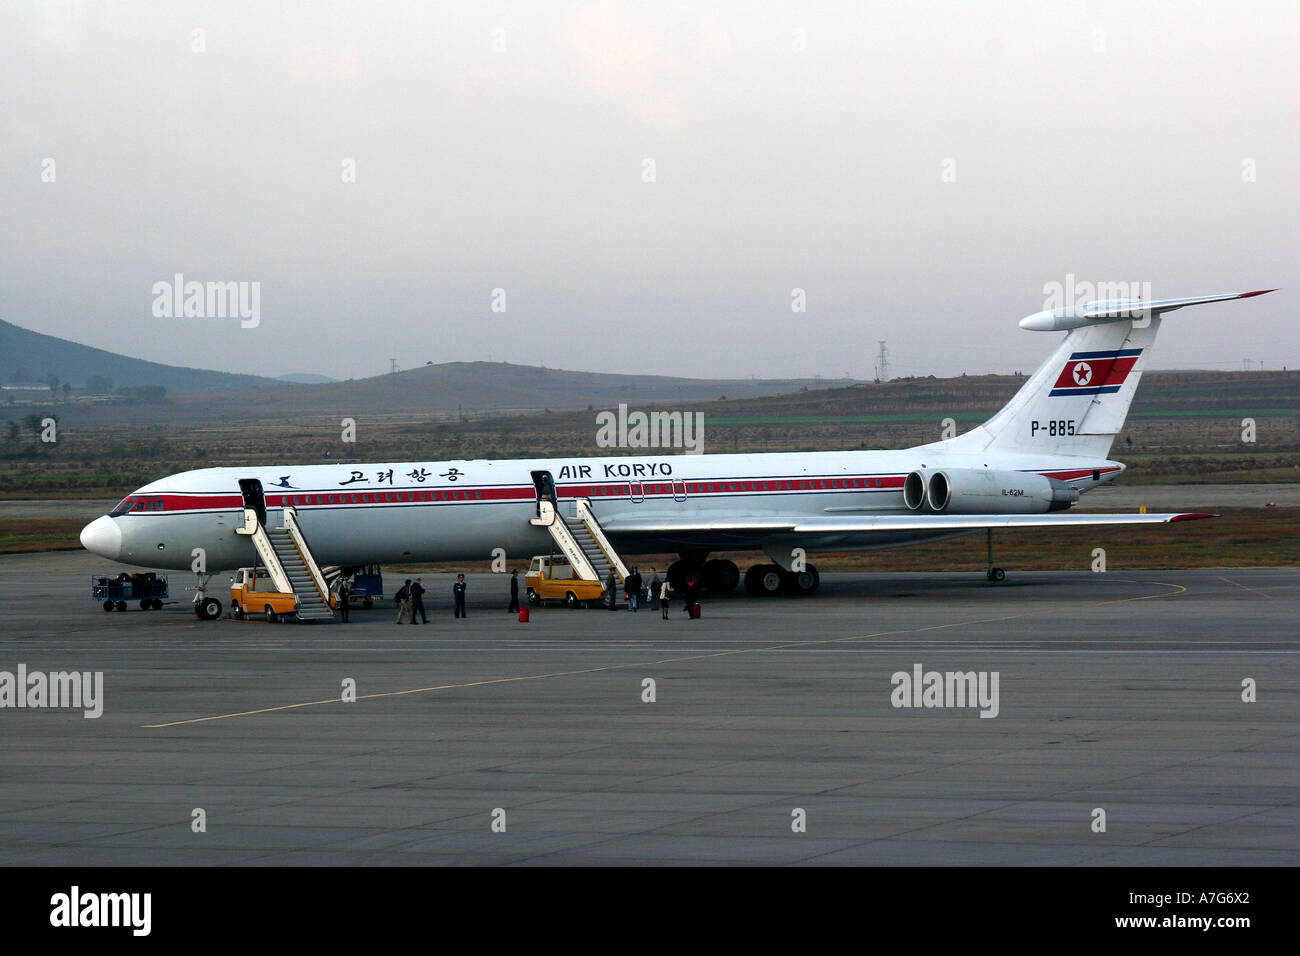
[
  {"left": 518, "top": 607, "right": 530, "bottom": 623},
  {"left": 689, "top": 603, "right": 701, "bottom": 619}
]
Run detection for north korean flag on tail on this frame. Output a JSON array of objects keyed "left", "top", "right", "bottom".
[{"left": 1049, "top": 348, "right": 1142, "bottom": 397}]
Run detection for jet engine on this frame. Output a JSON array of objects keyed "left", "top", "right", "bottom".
[{"left": 904, "top": 468, "right": 1079, "bottom": 514}]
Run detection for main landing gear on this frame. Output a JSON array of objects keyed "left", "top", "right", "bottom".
[
  {"left": 743, "top": 563, "right": 820, "bottom": 597},
  {"left": 666, "top": 557, "right": 740, "bottom": 593},
  {"left": 985, "top": 529, "right": 1006, "bottom": 583},
  {"left": 668, "top": 554, "right": 820, "bottom": 597}
]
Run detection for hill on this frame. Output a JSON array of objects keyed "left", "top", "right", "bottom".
[
  {"left": 0, "top": 318, "right": 284, "bottom": 393},
  {"left": 28, "top": 360, "right": 858, "bottom": 425}
]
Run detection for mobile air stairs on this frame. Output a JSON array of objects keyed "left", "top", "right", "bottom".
[
  {"left": 529, "top": 473, "right": 630, "bottom": 602},
  {"left": 236, "top": 504, "right": 335, "bottom": 622}
]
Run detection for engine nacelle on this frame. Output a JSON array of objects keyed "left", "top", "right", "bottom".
[
  {"left": 912, "top": 468, "right": 1079, "bottom": 514},
  {"left": 903, "top": 470, "right": 929, "bottom": 511}
]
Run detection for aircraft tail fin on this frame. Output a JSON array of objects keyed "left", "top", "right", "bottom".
[{"left": 937, "top": 289, "right": 1275, "bottom": 459}]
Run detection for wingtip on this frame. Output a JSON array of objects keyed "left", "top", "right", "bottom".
[
  {"left": 1170, "top": 512, "right": 1218, "bottom": 522},
  {"left": 1237, "top": 289, "right": 1277, "bottom": 298}
]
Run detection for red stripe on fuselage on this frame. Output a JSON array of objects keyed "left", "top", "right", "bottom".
[{"left": 120, "top": 474, "right": 914, "bottom": 515}]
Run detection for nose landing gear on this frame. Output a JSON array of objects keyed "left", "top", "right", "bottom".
[{"left": 191, "top": 573, "right": 224, "bottom": 620}]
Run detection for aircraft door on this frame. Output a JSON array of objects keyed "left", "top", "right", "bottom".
[
  {"left": 629, "top": 481, "right": 644, "bottom": 503},
  {"left": 672, "top": 481, "right": 687, "bottom": 501},
  {"left": 239, "top": 478, "right": 267, "bottom": 527},
  {"left": 530, "top": 470, "right": 557, "bottom": 517}
]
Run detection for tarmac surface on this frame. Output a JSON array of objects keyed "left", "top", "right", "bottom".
[{"left": 1, "top": 552, "right": 1296, "bottom": 865}]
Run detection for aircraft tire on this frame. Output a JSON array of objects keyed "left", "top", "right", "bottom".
[
  {"left": 703, "top": 559, "right": 740, "bottom": 592},
  {"left": 756, "top": 565, "right": 784, "bottom": 597},
  {"left": 782, "top": 565, "right": 820, "bottom": 596}
]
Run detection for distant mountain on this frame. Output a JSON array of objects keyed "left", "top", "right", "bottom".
[
  {"left": 0, "top": 318, "right": 285, "bottom": 392},
  {"left": 39, "top": 358, "right": 860, "bottom": 425},
  {"left": 154, "top": 361, "right": 861, "bottom": 422},
  {"left": 276, "top": 373, "right": 338, "bottom": 384}
]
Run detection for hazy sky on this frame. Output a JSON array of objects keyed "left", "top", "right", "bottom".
[{"left": 2, "top": 1, "right": 1296, "bottom": 381}]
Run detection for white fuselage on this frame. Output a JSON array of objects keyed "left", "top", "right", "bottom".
[{"left": 82, "top": 446, "right": 1121, "bottom": 572}]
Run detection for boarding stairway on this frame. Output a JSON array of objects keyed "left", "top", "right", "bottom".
[
  {"left": 236, "top": 506, "right": 335, "bottom": 621},
  {"left": 531, "top": 497, "right": 629, "bottom": 589}
]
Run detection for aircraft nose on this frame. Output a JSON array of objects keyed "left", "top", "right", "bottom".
[{"left": 80, "top": 515, "right": 122, "bottom": 560}]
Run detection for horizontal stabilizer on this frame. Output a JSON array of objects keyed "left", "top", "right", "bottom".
[{"left": 1020, "top": 288, "right": 1275, "bottom": 331}]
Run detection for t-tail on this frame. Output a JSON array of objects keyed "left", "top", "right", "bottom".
[{"left": 937, "top": 289, "right": 1276, "bottom": 459}]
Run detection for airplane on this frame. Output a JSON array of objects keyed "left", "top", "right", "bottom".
[{"left": 80, "top": 289, "right": 1274, "bottom": 618}]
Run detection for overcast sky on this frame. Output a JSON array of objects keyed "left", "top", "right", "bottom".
[{"left": 2, "top": 1, "right": 1296, "bottom": 381}]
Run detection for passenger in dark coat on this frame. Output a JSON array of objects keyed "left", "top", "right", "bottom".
[
  {"left": 409, "top": 578, "right": 427, "bottom": 624},
  {"left": 335, "top": 580, "right": 350, "bottom": 623},
  {"left": 508, "top": 569, "right": 520, "bottom": 613},
  {"left": 625, "top": 567, "right": 642, "bottom": 611}
]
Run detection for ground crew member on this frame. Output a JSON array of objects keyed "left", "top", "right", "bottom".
[
  {"left": 453, "top": 574, "right": 467, "bottom": 618},
  {"left": 508, "top": 569, "right": 520, "bottom": 613}
]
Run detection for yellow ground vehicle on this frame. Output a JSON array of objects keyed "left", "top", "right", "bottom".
[
  {"left": 230, "top": 567, "right": 299, "bottom": 622},
  {"left": 525, "top": 555, "right": 609, "bottom": 608}
]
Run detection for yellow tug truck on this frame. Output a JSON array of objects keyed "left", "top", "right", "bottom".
[
  {"left": 525, "top": 555, "right": 609, "bottom": 608},
  {"left": 229, "top": 567, "right": 300, "bottom": 622}
]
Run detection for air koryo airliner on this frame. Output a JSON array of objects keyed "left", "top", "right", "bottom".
[{"left": 81, "top": 289, "right": 1273, "bottom": 616}]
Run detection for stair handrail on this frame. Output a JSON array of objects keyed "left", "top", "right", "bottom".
[
  {"left": 234, "top": 507, "right": 293, "bottom": 594},
  {"left": 575, "top": 498, "right": 630, "bottom": 580},
  {"left": 282, "top": 507, "right": 333, "bottom": 609}
]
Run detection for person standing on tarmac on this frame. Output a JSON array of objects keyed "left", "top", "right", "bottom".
[
  {"left": 659, "top": 579, "right": 671, "bottom": 620},
  {"left": 648, "top": 568, "right": 661, "bottom": 610},
  {"left": 410, "top": 577, "right": 428, "bottom": 624},
  {"left": 508, "top": 569, "right": 520, "bottom": 613},
  {"left": 606, "top": 570, "right": 618, "bottom": 610},
  {"left": 682, "top": 575, "right": 698, "bottom": 616},
  {"left": 395, "top": 579, "right": 412, "bottom": 624},
  {"left": 453, "top": 574, "right": 468, "bottom": 619},
  {"left": 625, "top": 566, "right": 642, "bottom": 611},
  {"left": 335, "top": 579, "right": 350, "bottom": 623}
]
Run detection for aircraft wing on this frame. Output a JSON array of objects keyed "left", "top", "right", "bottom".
[{"left": 599, "top": 511, "right": 1215, "bottom": 535}]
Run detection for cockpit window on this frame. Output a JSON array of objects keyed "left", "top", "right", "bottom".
[{"left": 109, "top": 495, "right": 165, "bottom": 516}]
